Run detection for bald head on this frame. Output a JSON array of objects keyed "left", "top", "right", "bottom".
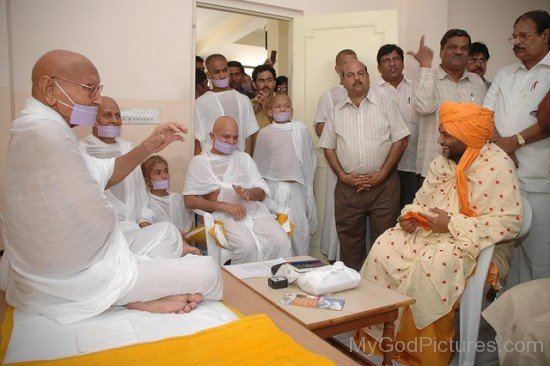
[
  {"left": 335, "top": 49, "right": 358, "bottom": 77},
  {"left": 99, "top": 96, "right": 116, "bottom": 106},
  {"left": 205, "top": 54, "right": 228, "bottom": 71},
  {"left": 94, "top": 96, "right": 122, "bottom": 142},
  {"left": 32, "top": 50, "right": 98, "bottom": 91},
  {"left": 30, "top": 50, "right": 102, "bottom": 124},
  {"left": 210, "top": 116, "right": 239, "bottom": 154},
  {"left": 96, "top": 96, "right": 121, "bottom": 125},
  {"left": 212, "top": 116, "right": 238, "bottom": 135},
  {"left": 269, "top": 93, "right": 291, "bottom": 109}
]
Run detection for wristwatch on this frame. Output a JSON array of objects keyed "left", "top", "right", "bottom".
[{"left": 516, "top": 133, "right": 526, "bottom": 146}]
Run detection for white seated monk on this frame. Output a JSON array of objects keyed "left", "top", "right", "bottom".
[
  {"left": 253, "top": 94, "right": 317, "bottom": 255},
  {"left": 79, "top": 96, "right": 184, "bottom": 258},
  {"left": 141, "top": 154, "right": 198, "bottom": 256},
  {"left": 183, "top": 116, "right": 292, "bottom": 264},
  {"left": 2, "top": 50, "right": 223, "bottom": 323}
]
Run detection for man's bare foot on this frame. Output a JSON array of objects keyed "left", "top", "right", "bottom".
[
  {"left": 126, "top": 293, "right": 203, "bottom": 314},
  {"left": 183, "top": 242, "right": 201, "bottom": 256}
]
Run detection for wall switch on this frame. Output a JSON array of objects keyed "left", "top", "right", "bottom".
[{"left": 121, "top": 107, "right": 161, "bottom": 125}]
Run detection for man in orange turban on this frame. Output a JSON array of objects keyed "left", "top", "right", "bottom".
[{"left": 355, "top": 101, "right": 523, "bottom": 365}]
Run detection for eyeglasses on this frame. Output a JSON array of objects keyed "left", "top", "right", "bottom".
[
  {"left": 507, "top": 32, "right": 540, "bottom": 44},
  {"left": 52, "top": 76, "right": 103, "bottom": 98},
  {"left": 468, "top": 57, "right": 487, "bottom": 64}
]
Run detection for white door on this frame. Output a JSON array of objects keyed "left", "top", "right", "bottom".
[{"left": 291, "top": 10, "right": 398, "bottom": 251}]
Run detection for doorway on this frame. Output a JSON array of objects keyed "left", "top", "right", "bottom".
[{"left": 195, "top": 6, "right": 291, "bottom": 88}]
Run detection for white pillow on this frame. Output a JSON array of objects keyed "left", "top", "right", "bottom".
[{"left": 297, "top": 261, "right": 361, "bottom": 295}]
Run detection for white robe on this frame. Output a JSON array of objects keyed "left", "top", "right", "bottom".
[
  {"left": 194, "top": 90, "right": 259, "bottom": 152},
  {"left": 148, "top": 192, "right": 194, "bottom": 233},
  {"left": 314, "top": 85, "right": 348, "bottom": 260},
  {"left": 79, "top": 135, "right": 155, "bottom": 229},
  {"left": 253, "top": 121, "right": 318, "bottom": 255},
  {"left": 79, "top": 135, "right": 182, "bottom": 257},
  {"left": 183, "top": 150, "right": 291, "bottom": 263},
  {"left": 3, "top": 97, "right": 222, "bottom": 324},
  {"left": 4, "top": 97, "right": 137, "bottom": 324}
]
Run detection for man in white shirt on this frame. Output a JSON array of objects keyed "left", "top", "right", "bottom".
[
  {"left": 408, "top": 30, "right": 487, "bottom": 178},
  {"left": 3, "top": 50, "right": 223, "bottom": 323},
  {"left": 319, "top": 59, "right": 410, "bottom": 271},
  {"left": 314, "top": 49, "right": 357, "bottom": 262},
  {"left": 184, "top": 116, "right": 292, "bottom": 264},
  {"left": 375, "top": 44, "right": 421, "bottom": 208},
  {"left": 483, "top": 10, "right": 550, "bottom": 286},
  {"left": 254, "top": 94, "right": 317, "bottom": 255},
  {"left": 194, "top": 54, "right": 259, "bottom": 155}
]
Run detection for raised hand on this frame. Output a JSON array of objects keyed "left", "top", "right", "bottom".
[
  {"left": 407, "top": 35, "right": 434, "bottom": 68},
  {"left": 143, "top": 122, "right": 188, "bottom": 154},
  {"left": 232, "top": 184, "right": 250, "bottom": 201}
]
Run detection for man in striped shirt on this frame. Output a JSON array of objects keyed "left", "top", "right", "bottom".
[
  {"left": 408, "top": 30, "right": 486, "bottom": 179},
  {"left": 319, "top": 59, "right": 410, "bottom": 271}
]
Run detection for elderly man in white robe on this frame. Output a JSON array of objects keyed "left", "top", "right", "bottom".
[
  {"left": 79, "top": 96, "right": 183, "bottom": 258},
  {"left": 253, "top": 94, "right": 317, "bottom": 255},
  {"left": 2, "top": 50, "right": 223, "bottom": 324},
  {"left": 184, "top": 116, "right": 292, "bottom": 264}
]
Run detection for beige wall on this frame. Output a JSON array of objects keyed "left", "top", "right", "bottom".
[
  {"left": 1, "top": 0, "right": 12, "bottom": 249},
  {"left": 6, "top": 0, "right": 196, "bottom": 185}
]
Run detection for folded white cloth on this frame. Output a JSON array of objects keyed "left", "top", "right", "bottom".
[
  {"left": 274, "top": 263, "right": 303, "bottom": 284},
  {"left": 76, "top": 319, "right": 138, "bottom": 353},
  {"left": 297, "top": 261, "right": 361, "bottom": 295},
  {"left": 4, "top": 300, "right": 238, "bottom": 363}
]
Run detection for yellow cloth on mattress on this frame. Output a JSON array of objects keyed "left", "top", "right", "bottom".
[{"left": 0, "top": 307, "right": 334, "bottom": 366}]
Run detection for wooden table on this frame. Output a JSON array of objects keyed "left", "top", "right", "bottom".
[
  {"left": 221, "top": 269, "right": 360, "bottom": 365},
  {"left": 223, "top": 261, "right": 415, "bottom": 366}
]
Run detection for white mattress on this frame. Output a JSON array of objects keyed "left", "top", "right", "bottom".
[{"left": 4, "top": 300, "right": 238, "bottom": 363}]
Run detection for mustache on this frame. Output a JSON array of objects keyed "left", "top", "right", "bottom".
[
  {"left": 513, "top": 46, "right": 526, "bottom": 51},
  {"left": 353, "top": 81, "right": 363, "bottom": 86}
]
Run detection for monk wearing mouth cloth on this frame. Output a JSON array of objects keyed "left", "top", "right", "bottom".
[{"left": 355, "top": 101, "right": 523, "bottom": 365}]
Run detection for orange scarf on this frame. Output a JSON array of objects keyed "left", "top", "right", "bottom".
[
  {"left": 402, "top": 211, "right": 431, "bottom": 231},
  {"left": 439, "top": 101, "right": 493, "bottom": 217}
]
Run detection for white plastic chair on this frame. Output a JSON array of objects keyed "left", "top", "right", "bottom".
[
  {"left": 458, "top": 195, "right": 532, "bottom": 366},
  {"left": 194, "top": 209, "right": 233, "bottom": 266}
]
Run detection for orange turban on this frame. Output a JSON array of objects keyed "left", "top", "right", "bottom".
[{"left": 439, "top": 101, "right": 494, "bottom": 217}]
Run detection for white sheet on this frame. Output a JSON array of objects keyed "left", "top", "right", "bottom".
[{"left": 4, "top": 300, "right": 238, "bottom": 363}]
